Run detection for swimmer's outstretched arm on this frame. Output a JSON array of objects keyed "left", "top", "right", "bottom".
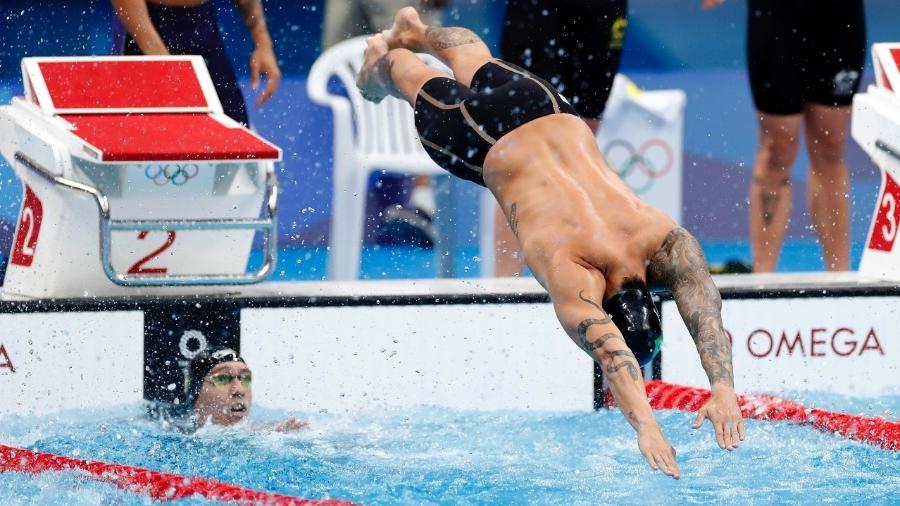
[
  {"left": 538, "top": 259, "right": 680, "bottom": 479},
  {"left": 648, "top": 227, "right": 745, "bottom": 450}
]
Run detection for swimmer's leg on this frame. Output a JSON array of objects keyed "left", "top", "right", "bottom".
[
  {"left": 528, "top": 247, "right": 680, "bottom": 479},
  {"left": 357, "top": 35, "right": 450, "bottom": 105},
  {"left": 381, "top": 7, "right": 493, "bottom": 87},
  {"left": 647, "top": 227, "right": 744, "bottom": 449}
]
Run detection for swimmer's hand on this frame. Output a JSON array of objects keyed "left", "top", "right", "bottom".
[
  {"left": 692, "top": 384, "right": 744, "bottom": 450},
  {"left": 637, "top": 425, "right": 681, "bottom": 480},
  {"left": 270, "top": 417, "right": 309, "bottom": 433},
  {"left": 702, "top": 0, "right": 725, "bottom": 9}
]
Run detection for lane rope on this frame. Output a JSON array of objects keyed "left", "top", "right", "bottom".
[
  {"left": 606, "top": 381, "right": 899, "bottom": 450},
  {"left": 0, "top": 444, "right": 357, "bottom": 505}
]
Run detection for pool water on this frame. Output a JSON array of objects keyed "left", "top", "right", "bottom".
[{"left": 2, "top": 394, "right": 898, "bottom": 505}]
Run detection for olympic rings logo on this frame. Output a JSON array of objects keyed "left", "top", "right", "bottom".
[
  {"left": 603, "top": 139, "right": 674, "bottom": 195},
  {"left": 143, "top": 163, "right": 200, "bottom": 186}
]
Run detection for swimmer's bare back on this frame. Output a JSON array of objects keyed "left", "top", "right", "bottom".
[{"left": 482, "top": 113, "right": 676, "bottom": 299}]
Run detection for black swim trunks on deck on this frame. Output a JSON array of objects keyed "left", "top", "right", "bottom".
[
  {"left": 413, "top": 59, "right": 579, "bottom": 187},
  {"left": 501, "top": 0, "right": 628, "bottom": 120},
  {"left": 747, "top": 0, "right": 866, "bottom": 115},
  {"left": 113, "top": 1, "right": 250, "bottom": 126}
]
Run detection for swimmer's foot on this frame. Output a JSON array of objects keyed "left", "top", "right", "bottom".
[
  {"left": 382, "top": 6, "right": 428, "bottom": 51},
  {"left": 357, "top": 35, "right": 395, "bottom": 103},
  {"left": 637, "top": 426, "right": 681, "bottom": 479}
]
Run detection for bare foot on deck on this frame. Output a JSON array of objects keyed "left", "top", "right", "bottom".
[
  {"left": 381, "top": 6, "right": 428, "bottom": 51},
  {"left": 356, "top": 35, "right": 393, "bottom": 103}
]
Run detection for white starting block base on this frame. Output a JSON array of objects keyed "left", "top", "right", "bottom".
[
  {"left": 0, "top": 57, "right": 281, "bottom": 298},
  {"left": 2, "top": 271, "right": 897, "bottom": 416},
  {"left": 853, "top": 43, "right": 900, "bottom": 281}
]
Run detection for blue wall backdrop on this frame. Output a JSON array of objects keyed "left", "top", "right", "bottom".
[{"left": 1, "top": 0, "right": 899, "bottom": 275}]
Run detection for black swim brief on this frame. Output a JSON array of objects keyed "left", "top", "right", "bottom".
[
  {"left": 414, "top": 59, "right": 579, "bottom": 187},
  {"left": 747, "top": 0, "right": 866, "bottom": 114}
]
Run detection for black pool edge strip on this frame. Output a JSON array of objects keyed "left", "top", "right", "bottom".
[{"left": 1, "top": 283, "right": 899, "bottom": 313}]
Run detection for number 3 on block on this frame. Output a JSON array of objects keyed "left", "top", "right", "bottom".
[
  {"left": 869, "top": 172, "right": 900, "bottom": 253},
  {"left": 128, "top": 230, "right": 176, "bottom": 274}
]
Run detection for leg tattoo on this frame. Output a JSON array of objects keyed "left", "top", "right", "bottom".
[
  {"left": 425, "top": 26, "right": 479, "bottom": 49},
  {"left": 754, "top": 176, "right": 790, "bottom": 227}
]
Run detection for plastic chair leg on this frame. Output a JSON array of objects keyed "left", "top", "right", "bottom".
[
  {"left": 432, "top": 175, "right": 457, "bottom": 278},
  {"left": 479, "top": 188, "right": 496, "bottom": 277},
  {"left": 327, "top": 170, "right": 368, "bottom": 280}
]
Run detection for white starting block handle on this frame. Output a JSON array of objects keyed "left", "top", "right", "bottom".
[
  {"left": 14, "top": 152, "right": 279, "bottom": 287},
  {"left": 876, "top": 139, "right": 900, "bottom": 162}
]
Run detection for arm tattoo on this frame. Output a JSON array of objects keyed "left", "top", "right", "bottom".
[
  {"left": 578, "top": 290, "right": 604, "bottom": 312},
  {"left": 509, "top": 202, "right": 520, "bottom": 238},
  {"left": 574, "top": 318, "right": 618, "bottom": 353},
  {"left": 234, "top": 0, "right": 266, "bottom": 33},
  {"left": 648, "top": 227, "right": 734, "bottom": 387},
  {"left": 579, "top": 329, "right": 619, "bottom": 353},
  {"left": 605, "top": 350, "right": 641, "bottom": 381},
  {"left": 425, "top": 26, "right": 479, "bottom": 49},
  {"left": 572, "top": 293, "right": 621, "bottom": 354}
]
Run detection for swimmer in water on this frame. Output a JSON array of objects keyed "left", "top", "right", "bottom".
[
  {"left": 187, "top": 348, "right": 306, "bottom": 432},
  {"left": 357, "top": 7, "right": 744, "bottom": 479}
]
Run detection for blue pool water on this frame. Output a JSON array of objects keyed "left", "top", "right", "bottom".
[{"left": 2, "top": 394, "right": 898, "bottom": 505}]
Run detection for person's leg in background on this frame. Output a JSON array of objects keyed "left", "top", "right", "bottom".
[
  {"left": 804, "top": 104, "right": 851, "bottom": 271},
  {"left": 801, "top": 0, "right": 865, "bottom": 271},
  {"left": 745, "top": 0, "right": 804, "bottom": 272},
  {"left": 748, "top": 113, "right": 802, "bottom": 272},
  {"left": 192, "top": 3, "right": 250, "bottom": 126}
]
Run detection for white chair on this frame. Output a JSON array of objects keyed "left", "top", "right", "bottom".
[{"left": 308, "top": 36, "right": 494, "bottom": 279}]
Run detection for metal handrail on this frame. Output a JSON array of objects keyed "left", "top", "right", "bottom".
[{"left": 14, "top": 151, "right": 279, "bottom": 286}]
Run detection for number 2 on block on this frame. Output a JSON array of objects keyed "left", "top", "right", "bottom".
[{"left": 128, "top": 231, "right": 176, "bottom": 274}]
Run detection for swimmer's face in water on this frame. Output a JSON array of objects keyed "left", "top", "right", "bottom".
[{"left": 194, "top": 361, "right": 253, "bottom": 427}]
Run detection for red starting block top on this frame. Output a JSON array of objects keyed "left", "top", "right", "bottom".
[
  {"left": 23, "top": 56, "right": 219, "bottom": 113},
  {"left": 37, "top": 60, "right": 208, "bottom": 110},
  {"left": 874, "top": 44, "right": 900, "bottom": 94},
  {"left": 62, "top": 114, "right": 280, "bottom": 162},
  {"left": 19, "top": 56, "right": 281, "bottom": 162}
]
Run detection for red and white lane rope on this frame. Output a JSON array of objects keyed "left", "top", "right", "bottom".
[
  {"left": 0, "top": 444, "right": 356, "bottom": 505},
  {"left": 609, "top": 381, "right": 899, "bottom": 451}
]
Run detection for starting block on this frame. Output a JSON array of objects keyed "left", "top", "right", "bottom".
[
  {"left": 0, "top": 56, "right": 282, "bottom": 298},
  {"left": 852, "top": 44, "right": 900, "bottom": 281}
]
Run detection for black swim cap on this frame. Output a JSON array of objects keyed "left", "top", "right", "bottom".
[
  {"left": 186, "top": 347, "right": 245, "bottom": 407},
  {"left": 602, "top": 282, "right": 663, "bottom": 367}
]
